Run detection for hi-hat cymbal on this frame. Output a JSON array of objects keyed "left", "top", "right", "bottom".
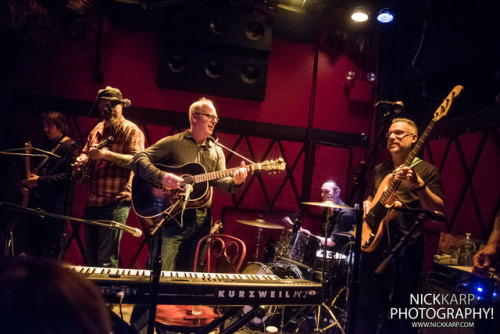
[
  {"left": 301, "top": 201, "right": 355, "bottom": 210},
  {"left": 236, "top": 219, "right": 284, "bottom": 230},
  {"left": 333, "top": 231, "right": 355, "bottom": 238}
]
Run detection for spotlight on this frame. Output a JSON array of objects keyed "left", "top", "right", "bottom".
[
  {"left": 377, "top": 9, "right": 394, "bottom": 23},
  {"left": 351, "top": 8, "right": 369, "bottom": 22}
]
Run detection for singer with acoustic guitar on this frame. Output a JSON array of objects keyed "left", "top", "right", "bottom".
[
  {"left": 130, "top": 97, "right": 247, "bottom": 273},
  {"left": 129, "top": 97, "right": 247, "bottom": 332},
  {"left": 74, "top": 86, "right": 144, "bottom": 268},
  {"left": 355, "top": 118, "right": 445, "bottom": 334}
]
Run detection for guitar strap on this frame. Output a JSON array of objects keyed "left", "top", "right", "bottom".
[{"left": 391, "top": 157, "right": 422, "bottom": 175}]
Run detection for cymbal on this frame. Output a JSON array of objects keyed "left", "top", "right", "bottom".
[
  {"left": 301, "top": 201, "right": 355, "bottom": 210},
  {"left": 236, "top": 219, "right": 284, "bottom": 230},
  {"left": 333, "top": 231, "right": 354, "bottom": 238}
]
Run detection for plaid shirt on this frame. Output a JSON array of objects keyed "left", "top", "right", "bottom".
[{"left": 83, "top": 119, "right": 145, "bottom": 207}]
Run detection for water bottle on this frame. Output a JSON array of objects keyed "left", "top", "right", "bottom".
[{"left": 459, "top": 233, "right": 475, "bottom": 266}]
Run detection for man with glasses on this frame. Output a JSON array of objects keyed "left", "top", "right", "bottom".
[
  {"left": 129, "top": 97, "right": 247, "bottom": 332},
  {"left": 355, "top": 118, "right": 445, "bottom": 334},
  {"left": 130, "top": 97, "right": 247, "bottom": 272}
]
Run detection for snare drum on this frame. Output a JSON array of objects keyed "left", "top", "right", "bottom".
[
  {"left": 241, "top": 261, "right": 304, "bottom": 325},
  {"left": 274, "top": 230, "right": 320, "bottom": 268}
]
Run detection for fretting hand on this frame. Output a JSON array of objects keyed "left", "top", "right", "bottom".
[{"left": 232, "top": 161, "right": 248, "bottom": 185}]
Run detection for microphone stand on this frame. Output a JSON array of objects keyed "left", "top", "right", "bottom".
[
  {"left": 145, "top": 201, "right": 180, "bottom": 334},
  {"left": 0, "top": 201, "right": 142, "bottom": 238},
  {"left": 344, "top": 106, "right": 395, "bottom": 334},
  {"left": 314, "top": 207, "right": 345, "bottom": 334},
  {"left": 374, "top": 212, "right": 426, "bottom": 276}
]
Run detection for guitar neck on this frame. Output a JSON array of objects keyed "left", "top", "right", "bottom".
[
  {"left": 378, "top": 119, "right": 437, "bottom": 204},
  {"left": 193, "top": 163, "right": 258, "bottom": 184}
]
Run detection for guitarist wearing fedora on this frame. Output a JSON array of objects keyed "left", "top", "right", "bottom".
[
  {"left": 355, "top": 118, "right": 445, "bottom": 334},
  {"left": 130, "top": 97, "right": 248, "bottom": 273},
  {"left": 74, "top": 86, "right": 145, "bottom": 268}
]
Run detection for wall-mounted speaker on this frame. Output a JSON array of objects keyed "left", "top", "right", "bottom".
[
  {"left": 156, "top": 39, "right": 268, "bottom": 101},
  {"left": 162, "top": 4, "right": 273, "bottom": 52}
]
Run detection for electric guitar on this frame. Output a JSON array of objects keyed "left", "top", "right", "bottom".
[
  {"left": 359, "top": 85, "right": 463, "bottom": 252},
  {"left": 131, "top": 158, "right": 286, "bottom": 220},
  {"left": 73, "top": 136, "right": 113, "bottom": 182},
  {"left": 21, "top": 141, "right": 32, "bottom": 207}
]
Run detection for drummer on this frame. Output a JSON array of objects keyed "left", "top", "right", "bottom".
[{"left": 304, "top": 180, "right": 356, "bottom": 253}]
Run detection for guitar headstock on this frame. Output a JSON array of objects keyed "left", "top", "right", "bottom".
[
  {"left": 24, "top": 141, "right": 32, "bottom": 153},
  {"left": 259, "top": 158, "right": 286, "bottom": 172},
  {"left": 433, "top": 85, "right": 464, "bottom": 121}
]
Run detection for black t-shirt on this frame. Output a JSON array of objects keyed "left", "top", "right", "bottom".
[
  {"left": 371, "top": 159, "right": 444, "bottom": 242},
  {"left": 321, "top": 206, "right": 356, "bottom": 252}
]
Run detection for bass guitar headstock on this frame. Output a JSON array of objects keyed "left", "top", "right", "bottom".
[{"left": 433, "top": 85, "right": 464, "bottom": 121}]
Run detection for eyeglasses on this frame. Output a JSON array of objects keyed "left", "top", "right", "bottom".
[
  {"left": 385, "top": 130, "right": 413, "bottom": 139},
  {"left": 195, "top": 112, "right": 220, "bottom": 123}
]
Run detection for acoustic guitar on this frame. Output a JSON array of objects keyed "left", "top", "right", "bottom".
[
  {"left": 131, "top": 158, "right": 286, "bottom": 220},
  {"left": 359, "top": 85, "right": 463, "bottom": 252}
]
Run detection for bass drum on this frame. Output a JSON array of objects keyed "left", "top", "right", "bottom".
[{"left": 241, "top": 261, "right": 304, "bottom": 326}]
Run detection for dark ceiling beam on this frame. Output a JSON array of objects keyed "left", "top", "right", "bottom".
[{"left": 14, "top": 93, "right": 366, "bottom": 147}]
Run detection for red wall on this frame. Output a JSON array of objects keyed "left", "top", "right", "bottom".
[{"left": 9, "top": 15, "right": 375, "bottom": 268}]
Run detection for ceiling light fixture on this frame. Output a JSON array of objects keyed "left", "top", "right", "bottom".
[
  {"left": 351, "top": 8, "right": 369, "bottom": 22},
  {"left": 377, "top": 9, "right": 394, "bottom": 23}
]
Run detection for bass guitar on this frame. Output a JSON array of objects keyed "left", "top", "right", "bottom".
[
  {"left": 359, "top": 85, "right": 463, "bottom": 252},
  {"left": 74, "top": 136, "right": 113, "bottom": 182},
  {"left": 131, "top": 158, "right": 286, "bottom": 220}
]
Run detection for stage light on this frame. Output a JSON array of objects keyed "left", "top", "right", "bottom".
[
  {"left": 476, "top": 286, "right": 484, "bottom": 293},
  {"left": 351, "top": 8, "right": 369, "bottom": 22},
  {"left": 377, "top": 9, "right": 394, "bottom": 23}
]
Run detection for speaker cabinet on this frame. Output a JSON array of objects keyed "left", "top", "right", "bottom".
[
  {"left": 157, "top": 38, "right": 269, "bottom": 101},
  {"left": 156, "top": 3, "right": 272, "bottom": 101},
  {"left": 162, "top": 4, "right": 273, "bottom": 52}
]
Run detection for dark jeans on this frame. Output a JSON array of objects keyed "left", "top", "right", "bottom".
[
  {"left": 130, "top": 208, "right": 211, "bottom": 333},
  {"left": 83, "top": 200, "right": 131, "bottom": 268},
  {"left": 355, "top": 238, "right": 423, "bottom": 334},
  {"left": 24, "top": 195, "right": 67, "bottom": 260},
  {"left": 153, "top": 208, "right": 211, "bottom": 271}
]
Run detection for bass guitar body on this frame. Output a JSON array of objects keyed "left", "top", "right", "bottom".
[
  {"left": 359, "top": 174, "right": 399, "bottom": 252},
  {"left": 131, "top": 162, "right": 211, "bottom": 219}
]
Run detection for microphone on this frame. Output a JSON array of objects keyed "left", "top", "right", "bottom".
[
  {"left": 181, "top": 184, "right": 193, "bottom": 212},
  {"left": 375, "top": 100, "right": 405, "bottom": 113},
  {"left": 111, "top": 221, "right": 143, "bottom": 237},
  {"left": 392, "top": 207, "right": 447, "bottom": 222}
]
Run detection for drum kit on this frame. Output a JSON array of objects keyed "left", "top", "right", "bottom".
[{"left": 236, "top": 201, "right": 357, "bottom": 333}]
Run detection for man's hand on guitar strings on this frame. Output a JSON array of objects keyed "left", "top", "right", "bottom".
[
  {"left": 74, "top": 154, "right": 88, "bottom": 172},
  {"left": 232, "top": 161, "right": 248, "bottom": 185},
  {"left": 23, "top": 174, "right": 40, "bottom": 188},
  {"left": 161, "top": 172, "right": 184, "bottom": 190},
  {"left": 392, "top": 166, "right": 423, "bottom": 188}
]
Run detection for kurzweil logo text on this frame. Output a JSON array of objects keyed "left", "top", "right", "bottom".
[{"left": 217, "top": 289, "right": 317, "bottom": 299}]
